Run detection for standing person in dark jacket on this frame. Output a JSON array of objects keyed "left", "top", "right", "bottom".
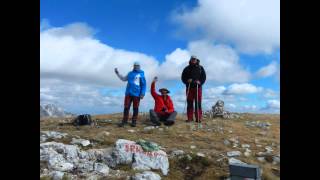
[
  {"left": 181, "top": 55, "right": 206, "bottom": 122},
  {"left": 115, "top": 61, "right": 147, "bottom": 127},
  {"left": 149, "top": 76, "right": 177, "bottom": 126}
]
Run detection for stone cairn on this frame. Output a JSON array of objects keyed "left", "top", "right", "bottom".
[{"left": 203, "top": 100, "right": 239, "bottom": 119}]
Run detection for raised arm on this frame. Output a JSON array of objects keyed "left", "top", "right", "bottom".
[
  {"left": 150, "top": 76, "right": 159, "bottom": 98},
  {"left": 115, "top": 68, "right": 128, "bottom": 81}
]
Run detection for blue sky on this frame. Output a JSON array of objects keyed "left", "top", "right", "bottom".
[{"left": 40, "top": 0, "right": 280, "bottom": 114}]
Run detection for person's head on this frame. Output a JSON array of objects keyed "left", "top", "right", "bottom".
[
  {"left": 189, "top": 55, "right": 198, "bottom": 65},
  {"left": 159, "top": 88, "right": 170, "bottom": 96},
  {"left": 133, "top": 61, "right": 140, "bottom": 71}
]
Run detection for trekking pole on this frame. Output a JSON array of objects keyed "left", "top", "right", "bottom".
[
  {"left": 196, "top": 83, "right": 199, "bottom": 130},
  {"left": 183, "top": 83, "right": 191, "bottom": 119},
  {"left": 196, "top": 83, "right": 202, "bottom": 130}
]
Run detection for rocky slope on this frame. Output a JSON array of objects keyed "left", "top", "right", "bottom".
[
  {"left": 40, "top": 103, "right": 74, "bottom": 118},
  {"left": 40, "top": 113, "right": 280, "bottom": 180}
]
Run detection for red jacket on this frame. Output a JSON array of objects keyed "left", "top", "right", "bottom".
[{"left": 151, "top": 81, "right": 174, "bottom": 114}]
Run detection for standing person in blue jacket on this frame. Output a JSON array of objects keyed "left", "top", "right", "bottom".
[{"left": 114, "top": 62, "right": 147, "bottom": 127}]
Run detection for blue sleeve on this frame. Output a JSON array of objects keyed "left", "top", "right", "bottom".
[{"left": 140, "top": 72, "right": 147, "bottom": 96}]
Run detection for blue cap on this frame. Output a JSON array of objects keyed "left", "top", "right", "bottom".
[{"left": 134, "top": 61, "right": 140, "bottom": 66}]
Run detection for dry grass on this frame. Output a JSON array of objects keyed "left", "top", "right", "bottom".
[{"left": 40, "top": 113, "right": 280, "bottom": 180}]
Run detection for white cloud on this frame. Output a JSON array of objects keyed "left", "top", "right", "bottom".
[
  {"left": 256, "top": 61, "right": 278, "bottom": 78},
  {"left": 205, "top": 86, "right": 226, "bottom": 95},
  {"left": 40, "top": 21, "right": 274, "bottom": 114},
  {"left": 226, "top": 103, "right": 237, "bottom": 109},
  {"left": 224, "top": 83, "right": 263, "bottom": 95},
  {"left": 43, "top": 22, "right": 96, "bottom": 39},
  {"left": 158, "top": 48, "right": 191, "bottom": 80},
  {"left": 41, "top": 23, "right": 250, "bottom": 90},
  {"left": 159, "top": 40, "right": 251, "bottom": 83},
  {"left": 172, "top": 0, "right": 280, "bottom": 54},
  {"left": 187, "top": 40, "right": 251, "bottom": 82},
  {"left": 263, "top": 89, "right": 279, "bottom": 98},
  {"left": 266, "top": 99, "right": 280, "bottom": 109},
  {"left": 41, "top": 22, "right": 159, "bottom": 88}
]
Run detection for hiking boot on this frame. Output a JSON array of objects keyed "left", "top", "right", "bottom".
[
  {"left": 164, "top": 121, "right": 174, "bottom": 126},
  {"left": 118, "top": 120, "right": 128, "bottom": 127},
  {"left": 152, "top": 120, "right": 161, "bottom": 126},
  {"left": 185, "top": 119, "right": 193, "bottom": 123},
  {"left": 130, "top": 120, "right": 137, "bottom": 127}
]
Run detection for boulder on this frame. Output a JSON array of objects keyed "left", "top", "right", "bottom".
[
  {"left": 106, "top": 139, "right": 169, "bottom": 175},
  {"left": 40, "top": 142, "right": 78, "bottom": 171},
  {"left": 40, "top": 141, "right": 110, "bottom": 176}
]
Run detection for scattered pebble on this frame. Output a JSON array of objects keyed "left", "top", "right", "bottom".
[
  {"left": 104, "top": 132, "right": 110, "bottom": 136},
  {"left": 241, "top": 144, "right": 250, "bottom": 148},
  {"left": 227, "top": 151, "right": 241, "bottom": 157},
  {"left": 196, "top": 152, "right": 205, "bottom": 157},
  {"left": 224, "top": 140, "right": 231, "bottom": 146},
  {"left": 257, "top": 157, "right": 265, "bottom": 162},
  {"left": 228, "top": 158, "right": 247, "bottom": 165}
]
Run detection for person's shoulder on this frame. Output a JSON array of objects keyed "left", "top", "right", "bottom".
[{"left": 139, "top": 70, "right": 145, "bottom": 75}]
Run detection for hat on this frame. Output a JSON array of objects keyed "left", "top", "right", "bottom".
[
  {"left": 191, "top": 55, "right": 197, "bottom": 59},
  {"left": 133, "top": 61, "right": 140, "bottom": 66},
  {"left": 159, "top": 88, "right": 170, "bottom": 94}
]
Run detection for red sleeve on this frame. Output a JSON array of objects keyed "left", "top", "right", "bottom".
[
  {"left": 167, "top": 96, "right": 174, "bottom": 113},
  {"left": 151, "top": 81, "right": 158, "bottom": 98}
]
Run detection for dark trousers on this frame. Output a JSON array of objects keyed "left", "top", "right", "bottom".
[
  {"left": 149, "top": 109, "right": 177, "bottom": 126},
  {"left": 123, "top": 95, "right": 140, "bottom": 122},
  {"left": 187, "top": 87, "right": 202, "bottom": 121}
]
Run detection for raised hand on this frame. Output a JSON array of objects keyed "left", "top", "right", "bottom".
[{"left": 153, "top": 76, "right": 158, "bottom": 82}]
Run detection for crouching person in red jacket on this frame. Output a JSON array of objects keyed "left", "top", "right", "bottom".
[{"left": 150, "top": 77, "right": 177, "bottom": 126}]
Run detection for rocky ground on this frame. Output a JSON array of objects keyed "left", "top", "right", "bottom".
[{"left": 40, "top": 113, "right": 280, "bottom": 180}]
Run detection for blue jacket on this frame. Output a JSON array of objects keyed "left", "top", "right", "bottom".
[{"left": 124, "top": 70, "right": 146, "bottom": 97}]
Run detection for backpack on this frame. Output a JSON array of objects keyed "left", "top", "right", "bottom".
[{"left": 73, "top": 114, "right": 92, "bottom": 126}]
